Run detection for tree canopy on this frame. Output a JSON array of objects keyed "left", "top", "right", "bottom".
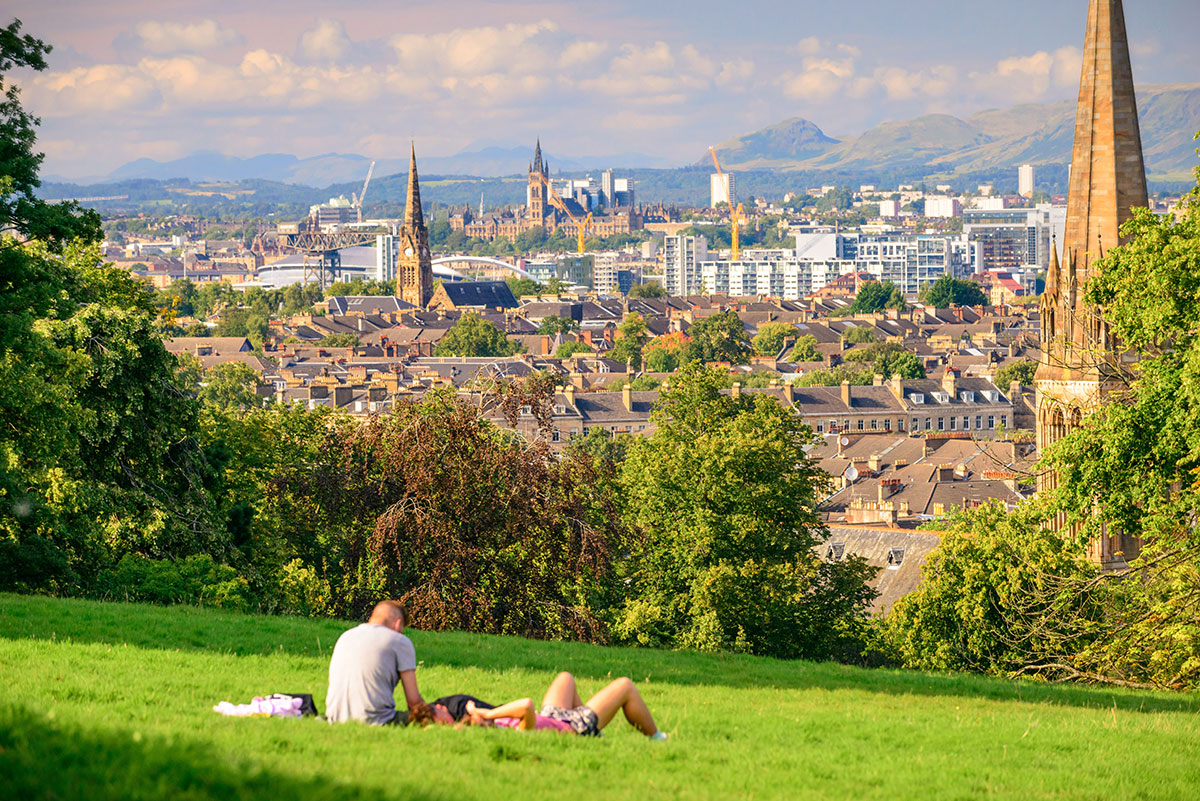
[
  {"left": 849, "top": 281, "right": 906, "bottom": 313},
  {"left": 919, "top": 276, "right": 987, "bottom": 308},
  {"left": 434, "top": 312, "right": 522, "bottom": 357}
]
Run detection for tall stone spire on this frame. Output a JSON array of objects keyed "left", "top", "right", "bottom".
[
  {"left": 405, "top": 142, "right": 424, "bottom": 230},
  {"left": 1061, "top": 0, "right": 1147, "bottom": 280},
  {"left": 397, "top": 143, "right": 433, "bottom": 308},
  {"left": 532, "top": 138, "right": 544, "bottom": 175},
  {"left": 1036, "top": 0, "right": 1147, "bottom": 567}
]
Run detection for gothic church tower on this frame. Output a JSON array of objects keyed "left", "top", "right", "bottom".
[
  {"left": 1036, "top": 0, "right": 1148, "bottom": 566},
  {"left": 397, "top": 144, "right": 434, "bottom": 308},
  {"left": 527, "top": 138, "right": 549, "bottom": 226}
]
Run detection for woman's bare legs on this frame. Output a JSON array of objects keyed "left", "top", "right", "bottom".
[
  {"left": 583, "top": 677, "right": 659, "bottom": 736},
  {"left": 541, "top": 671, "right": 583, "bottom": 710}
]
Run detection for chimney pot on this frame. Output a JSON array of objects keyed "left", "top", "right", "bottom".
[
  {"left": 622, "top": 384, "right": 633, "bottom": 411},
  {"left": 731, "top": 382, "right": 742, "bottom": 398},
  {"left": 841, "top": 380, "right": 852, "bottom": 408}
]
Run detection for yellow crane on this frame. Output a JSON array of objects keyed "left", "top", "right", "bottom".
[
  {"left": 534, "top": 171, "right": 593, "bottom": 254},
  {"left": 709, "top": 146, "right": 743, "bottom": 260}
]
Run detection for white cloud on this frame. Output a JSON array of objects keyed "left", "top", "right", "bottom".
[
  {"left": 128, "top": 20, "right": 242, "bottom": 55},
  {"left": 298, "top": 18, "right": 353, "bottom": 63},
  {"left": 981, "top": 46, "right": 1082, "bottom": 100}
]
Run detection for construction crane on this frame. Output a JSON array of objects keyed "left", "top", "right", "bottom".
[
  {"left": 352, "top": 160, "right": 376, "bottom": 223},
  {"left": 709, "top": 147, "right": 741, "bottom": 260},
  {"left": 533, "top": 171, "right": 592, "bottom": 254}
]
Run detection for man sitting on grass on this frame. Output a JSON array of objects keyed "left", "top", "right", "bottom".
[{"left": 325, "top": 600, "right": 425, "bottom": 726}]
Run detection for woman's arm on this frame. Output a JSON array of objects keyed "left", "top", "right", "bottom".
[{"left": 468, "top": 698, "right": 536, "bottom": 730}]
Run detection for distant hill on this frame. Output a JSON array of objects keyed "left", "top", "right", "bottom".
[
  {"left": 709, "top": 83, "right": 1200, "bottom": 181},
  {"left": 89, "top": 145, "right": 676, "bottom": 186}
]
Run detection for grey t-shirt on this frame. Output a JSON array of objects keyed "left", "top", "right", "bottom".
[{"left": 325, "top": 623, "right": 417, "bottom": 725}]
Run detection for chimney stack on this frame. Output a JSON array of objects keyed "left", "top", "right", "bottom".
[
  {"left": 889, "top": 373, "right": 904, "bottom": 400},
  {"left": 841, "top": 380, "right": 852, "bottom": 408},
  {"left": 942, "top": 368, "right": 959, "bottom": 397},
  {"left": 873, "top": 373, "right": 884, "bottom": 387},
  {"left": 564, "top": 384, "right": 575, "bottom": 406},
  {"left": 731, "top": 382, "right": 742, "bottom": 399},
  {"left": 622, "top": 384, "right": 633, "bottom": 412},
  {"left": 783, "top": 381, "right": 795, "bottom": 405}
]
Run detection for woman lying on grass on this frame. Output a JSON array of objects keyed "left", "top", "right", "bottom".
[{"left": 413, "top": 672, "right": 666, "bottom": 740}]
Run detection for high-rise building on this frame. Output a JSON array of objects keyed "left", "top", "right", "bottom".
[
  {"left": 396, "top": 144, "right": 434, "bottom": 308},
  {"left": 1037, "top": 0, "right": 1147, "bottom": 567},
  {"left": 1018, "top": 164, "right": 1036, "bottom": 198},
  {"left": 710, "top": 173, "right": 735, "bottom": 208},
  {"left": 663, "top": 234, "right": 708, "bottom": 295},
  {"left": 601, "top": 169, "right": 614, "bottom": 208},
  {"left": 925, "top": 197, "right": 963, "bottom": 218}
]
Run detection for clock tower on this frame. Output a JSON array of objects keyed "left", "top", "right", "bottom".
[{"left": 397, "top": 143, "right": 434, "bottom": 308}]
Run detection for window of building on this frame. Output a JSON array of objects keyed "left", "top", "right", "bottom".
[
  {"left": 857, "top": 419, "right": 864, "bottom": 430},
  {"left": 887, "top": 547, "right": 906, "bottom": 568},
  {"left": 898, "top": 418, "right": 905, "bottom": 432},
  {"left": 870, "top": 419, "right": 878, "bottom": 430},
  {"left": 988, "top": 415, "right": 995, "bottom": 428},
  {"left": 924, "top": 418, "right": 931, "bottom": 431},
  {"left": 949, "top": 417, "right": 956, "bottom": 431},
  {"left": 816, "top": 423, "right": 824, "bottom": 433},
  {"left": 552, "top": 430, "right": 560, "bottom": 442},
  {"left": 912, "top": 417, "right": 919, "bottom": 429},
  {"left": 962, "top": 416, "right": 970, "bottom": 430},
  {"left": 976, "top": 415, "right": 983, "bottom": 429},
  {"left": 827, "top": 542, "right": 845, "bottom": 562},
  {"left": 937, "top": 417, "right": 944, "bottom": 430},
  {"left": 1001, "top": 415, "right": 1008, "bottom": 427}
]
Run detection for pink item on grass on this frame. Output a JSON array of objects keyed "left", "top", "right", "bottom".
[{"left": 213, "top": 694, "right": 304, "bottom": 718}]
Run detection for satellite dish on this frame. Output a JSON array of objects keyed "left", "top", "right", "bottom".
[
  {"left": 840, "top": 437, "right": 850, "bottom": 447},
  {"left": 843, "top": 466, "right": 859, "bottom": 482}
]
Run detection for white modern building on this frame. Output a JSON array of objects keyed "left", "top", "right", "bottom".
[
  {"left": 878, "top": 199, "right": 901, "bottom": 218},
  {"left": 925, "top": 197, "right": 963, "bottom": 218},
  {"left": 663, "top": 234, "right": 708, "bottom": 295},
  {"left": 710, "top": 173, "right": 735, "bottom": 208},
  {"left": 1018, "top": 164, "right": 1035, "bottom": 198}
]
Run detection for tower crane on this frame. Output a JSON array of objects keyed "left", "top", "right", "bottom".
[
  {"left": 533, "top": 171, "right": 593, "bottom": 254},
  {"left": 352, "top": 160, "right": 376, "bottom": 224},
  {"left": 709, "top": 147, "right": 742, "bottom": 260}
]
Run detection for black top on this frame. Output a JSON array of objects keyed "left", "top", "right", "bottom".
[{"left": 431, "top": 694, "right": 495, "bottom": 721}]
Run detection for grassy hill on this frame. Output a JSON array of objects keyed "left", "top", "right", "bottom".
[
  {"left": 711, "top": 84, "right": 1200, "bottom": 181},
  {"left": 2, "top": 595, "right": 1199, "bottom": 800}
]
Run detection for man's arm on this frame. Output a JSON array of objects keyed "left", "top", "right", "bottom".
[{"left": 399, "top": 669, "right": 424, "bottom": 710}]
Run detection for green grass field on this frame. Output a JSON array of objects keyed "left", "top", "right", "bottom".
[{"left": 2, "top": 594, "right": 1198, "bottom": 800}]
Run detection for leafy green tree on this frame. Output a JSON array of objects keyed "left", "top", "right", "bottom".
[
  {"left": 850, "top": 281, "right": 906, "bottom": 313},
  {"left": 843, "top": 342, "right": 925, "bottom": 379},
  {"left": 681, "top": 310, "right": 751, "bottom": 364},
  {"left": 199, "top": 362, "right": 265, "bottom": 412},
  {"left": 994, "top": 359, "right": 1038, "bottom": 387},
  {"left": 505, "top": 277, "right": 544, "bottom": 298},
  {"left": 324, "top": 278, "right": 394, "bottom": 297},
  {"left": 752, "top": 322, "right": 798, "bottom": 357},
  {"left": 434, "top": 312, "right": 522, "bottom": 357},
  {"left": 610, "top": 313, "right": 649, "bottom": 369},
  {"left": 0, "top": 20, "right": 100, "bottom": 247},
  {"left": 617, "top": 363, "right": 877, "bottom": 658},
  {"left": 318, "top": 333, "right": 359, "bottom": 347},
  {"left": 644, "top": 346, "right": 677, "bottom": 373},
  {"left": 794, "top": 365, "right": 876, "bottom": 387},
  {"left": 554, "top": 340, "right": 592, "bottom": 359},
  {"left": 841, "top": 325, "right": 877, "bottom": 344},
  {"left": 790, "top": 334, "right": 821, "bottom": 362},
  {"left": 919, "top": 276, "right": 987, "bottom": 308},
  {"left": 538, "top": 315, "right": 579, "bottom": 336},
  {"left": 628, "top": 281, "right": 666, "bottom": 298},
  {"left": 545, "top": 276, "right": 568, "bottom": 295}
]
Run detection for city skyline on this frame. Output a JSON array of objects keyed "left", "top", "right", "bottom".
[{"left": 8, "top": 0, "right": 1199, "bottom": 179}]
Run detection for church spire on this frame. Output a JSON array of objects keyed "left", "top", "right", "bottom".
[
  {"left": 1062, "top": 0, "right": 1148, "bottom": 279},
  {"left": 405, "top": 142, "right": 424, "bottom": 230},
  {"left": 532, "top": 138, "right": 544, "bottom": 176}
]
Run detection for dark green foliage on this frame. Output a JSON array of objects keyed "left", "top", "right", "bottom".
[
  {"left": 994, "top": 359, "right": 1038, "bottom": 387},
  {"left": 537, "top": 315, "right": 579, "bottom": 336},
  {"left": 918, "top": 276, "right": 987, "bottom": 308},
  {"left": 843, "top": 342, "right": 925, "bottom": 379},
  {"left": 627, "top": 281, "right": 666, "bottom": 298},
  {"left": 434, "top": 312, "right": 522, "bottom": 357},
  {"left": 101, "top": 554, "right": 252, "bottom": 610},
  {"left": 609, "top": 313, "right": 648, "bottom": 369},
  {"left": 617, "top": 363, "right": 877, "bottom": 658},
  {"left": 199, "top": 362, "right": 264, "bottom": 411},
  {"left": 751, "top": 322, "right": 797, "bottom": 356},
  {"left": 553, "top": 340, "right": 592, "bottom": 358},
  {"left": 504, "top": 277, "right": 545, "bottom": 298},
  {"left": 849, "top": 281, "right": 906, "bottom": 313},
  {"left": 790, "top": 334, "right": 821, "bottom": 362},
  {"left": 317, "top": 333, "right": 359, "bottom": 347},
  {"left": 323, "top": 278, "right": 394, "bottom": 297},
  {"left": 680, "top": 310, "right": 751, "bottom": 364}
]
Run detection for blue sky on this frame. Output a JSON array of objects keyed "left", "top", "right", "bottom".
[{"left": 8, "top": 0, "right": 1199, "bottom": 178}]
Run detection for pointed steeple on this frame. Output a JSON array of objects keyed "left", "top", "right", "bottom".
[
  {"left": 405, "top": 142, "right": 424, "bottom": 230},
  {"left": 532, "top": 138, "right": 544, "bottom": 175},
  {"left": 1045, "top": 236, "right": 1060, "bottom": 299},
  {"left": 1062, "top": 0, "right": 1148, "bottom": 281}
]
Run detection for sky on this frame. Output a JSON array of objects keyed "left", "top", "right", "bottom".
[{"left": 7, "top": 0, "right": 1199, "bottom": 179}]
